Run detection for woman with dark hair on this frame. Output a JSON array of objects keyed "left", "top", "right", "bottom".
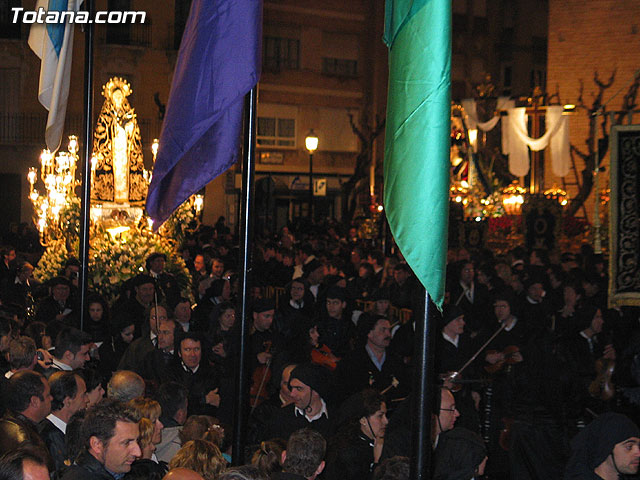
[
  {"left": 207, "top": 301, "right": 237, "bottom": 376},
  {"left": 275, "top": 278, "right": 314, "bottom": 342},
  {"left": 289, "top": 318, "right": 340, "bottom": 371},
  {"left": 84, "top": 294, "right": 111, "bottom": 343},
  {"left": 78, "top": 367, "right": 105, "bottom": 407},
  {"left": 97, "top": 315, "right": 135, "bottom": 377},
  {"left": 324, "top": 389, "right": 389, "bottom": 480},
  {"left": 552, "top": 281, "right": 584, "bottom": 338}
]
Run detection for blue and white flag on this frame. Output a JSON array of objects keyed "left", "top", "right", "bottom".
[{"left": 28, "top": 0, "right": 81, "bottom": 152}]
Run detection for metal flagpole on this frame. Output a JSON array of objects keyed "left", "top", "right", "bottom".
[
  {"left": 78, "top": 0, "right": 94, "bottom": 332},
  {"left": 410, "top": 290, "right": 436, "bottom": 479},
  {"left": 232, "top": 85, "right": 258, "bottom": 465}
]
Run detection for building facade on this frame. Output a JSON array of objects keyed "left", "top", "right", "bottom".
[{"left": 0, "top": 0, "right": 549, "bottom": 239}]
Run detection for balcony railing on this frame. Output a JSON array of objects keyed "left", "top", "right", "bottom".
[{"left": 0, "top": 113, "right": 162, "bottom": 150}]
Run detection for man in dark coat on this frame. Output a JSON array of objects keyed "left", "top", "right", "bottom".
[
  {"left": 263, "top": 364, "right": 333, "bottom": 442},
  {"left": 146, "top": 252, "right": 181, "bottom": 308},
  {"left": 316, "top": 286, "right": 356, "bottom": 358},
  {"left": 40, "top": 371, "right": 88, "bottom": 474},
  {"left": 565, "top": 412, "right": 640, "bottom": 479},
  {"left": 118, "top": 305, "right": 168, "bottom": 372},
  {"left": 334, "top": 314, "right": 408, "bottom": 406},
  {"left": 34, "top": 276, "right": 78, "bottom": 326},
  {"left": 61, "top": 400, "right": 141, "bottom": 480},
  {"left": 139, "top": 318, "right": 177, "bottom": 385},
  {"left": 111, "top": 274, "right": 156, "bottom": 337},
  {"left": 165, "top": 331, "right": 222, "bottom": 418},
  {"left": 0, "top": 370, "right": 53, "bottom": 469},
  {"left": 448, "top": 260, "right": 491, "bottom": 335}
]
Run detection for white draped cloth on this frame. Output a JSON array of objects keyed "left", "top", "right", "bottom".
[
  {"left": 461, "top": 97, "right": 515, "bottom": 132},
  {"left": 502, "top": 106, "right": 570, "bottom": 177}
]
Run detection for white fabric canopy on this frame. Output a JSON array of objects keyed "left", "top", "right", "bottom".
[{"left": 503, "top": 106, "right": 570, "bottom": 177}]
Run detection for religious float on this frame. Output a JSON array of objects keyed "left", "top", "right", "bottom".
[{"left": 28, "top": 77, "right": 200, "bottom": 301}]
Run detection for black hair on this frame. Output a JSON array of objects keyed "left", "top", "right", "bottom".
[
  {"left": 155, "top": 382, "right": 188, "bottom": 420},
  {"left": 81, "top": 399, "right": 138, "bottom": 449},
  {"left": 49, "top": 371, "right": 79, "bottom": 411},
  {"left": 5, "top": 370, "right": 45, "bottom": 413},
  {"left": 78, "top": 367, "right": 103, "bottom": 393},
  {"left": 54, "top": 327, "right": 92, "bottom": 359}
]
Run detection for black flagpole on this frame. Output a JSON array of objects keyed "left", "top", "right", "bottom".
[
  {"left": 410, "top": 290, "right": 435, "bottom": 479},
  {"left": 78, "top": 0, "right": 94, "bottom": 332},
  {"left": 232, "top": 85, "right": 258, "bottom": 465}
]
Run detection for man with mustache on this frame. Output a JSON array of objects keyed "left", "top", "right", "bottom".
[{"left": 334, "top": 314, "right": 408, "bottom": 405}]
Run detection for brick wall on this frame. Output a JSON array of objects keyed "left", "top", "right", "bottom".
[{"left": 547, "top": 0, "right": 640, "bottom": 221}]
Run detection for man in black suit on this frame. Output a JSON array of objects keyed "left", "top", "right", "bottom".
[
  {"left": 147, "top": 252, "right": 180, "bottom": 308},
  {"left": 40, "top": 371, "right": 88, "bottom": 473},
  {"left": 166, "top": 331, "right": 222, "bottom": 418},
  {"left": 118, "top": 305, "right": 168, "bottom": 373}
]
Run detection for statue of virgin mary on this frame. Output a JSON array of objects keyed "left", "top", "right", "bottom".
[{"left": 91, "top": 77, "right": 147, "bottom": 205}]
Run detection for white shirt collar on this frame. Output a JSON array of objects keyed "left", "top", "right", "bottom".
[
  {"left": 442, "top": 331, "right": 459, "bottom": 347},
  {"left": 182, "top": 361, "right": 199, "bottom": 374},
  {"left": 47, "top": 413, "right": 67, "bottom": 433},
  {"left": 295, "top": 398, "right": 328, "bottom": 422},
  {"left": 504, "top": 317, "right": 518, "bottom": 332},
  {"left": 52, "top": 358, "right": 73, "bottom": 371}
]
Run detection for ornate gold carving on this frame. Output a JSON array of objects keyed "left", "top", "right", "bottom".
[{"left": 92, "top": 77, "right": 147, "bottom": 205}]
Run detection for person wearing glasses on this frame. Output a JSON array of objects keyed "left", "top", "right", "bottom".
[{"left": 435, "top": 388, "right": 460, "bottom": 448}]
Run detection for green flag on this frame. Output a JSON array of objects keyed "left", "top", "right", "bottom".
[{"left": 383, "top": 0, "right": 451, "bottom": 311}]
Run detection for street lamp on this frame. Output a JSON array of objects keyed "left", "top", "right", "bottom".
[{"left": 305, "top": 130, "right": 318, "bottom": 220}]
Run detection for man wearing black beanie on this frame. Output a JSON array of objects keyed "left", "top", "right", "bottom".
[
  {"left": 565, "top": 412, "right": 640, "bottom": 479},
  {"left": 262, "top": 364, "right": 333, "bottom": 442}
]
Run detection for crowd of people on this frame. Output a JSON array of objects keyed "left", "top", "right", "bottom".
[{"left": 0, "top": 218, "right": 639, "bottom": 480}]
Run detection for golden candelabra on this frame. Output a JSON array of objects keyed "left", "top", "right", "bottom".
[{"left": 27, "top": 135, "right": 80, "bottom": 245}]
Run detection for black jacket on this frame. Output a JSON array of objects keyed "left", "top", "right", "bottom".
[
  {"left": 166, "top": 360, "right": 221, "bottom": 417},
  {"left": 39, "top": 417, "right": 67, "bottom": 474},
  {"left": 333, "top": 346, "right": 409, "bottom": 405},
  {"left": 0, "top": 411, "right": 53, "bottom": 471},
  {"left": 263, "top": 403, "right": 333, "bottom": 443},
  {"left": 324, "top": 427, "right": 374, "bottom": 480},
  {"left": 61, "top": 450, "right": 116, "bottom": 480}
]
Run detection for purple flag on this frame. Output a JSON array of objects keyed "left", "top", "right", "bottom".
[{"left": 146, "top": 0, "right": 262, "bottom": 225}]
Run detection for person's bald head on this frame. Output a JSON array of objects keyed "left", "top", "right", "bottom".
[
  {"left": 163, "top": 468, "right": 205, "bottom": 480},
  {"left": 107, "top": 370, "right": 145, "bottom": 402}
]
